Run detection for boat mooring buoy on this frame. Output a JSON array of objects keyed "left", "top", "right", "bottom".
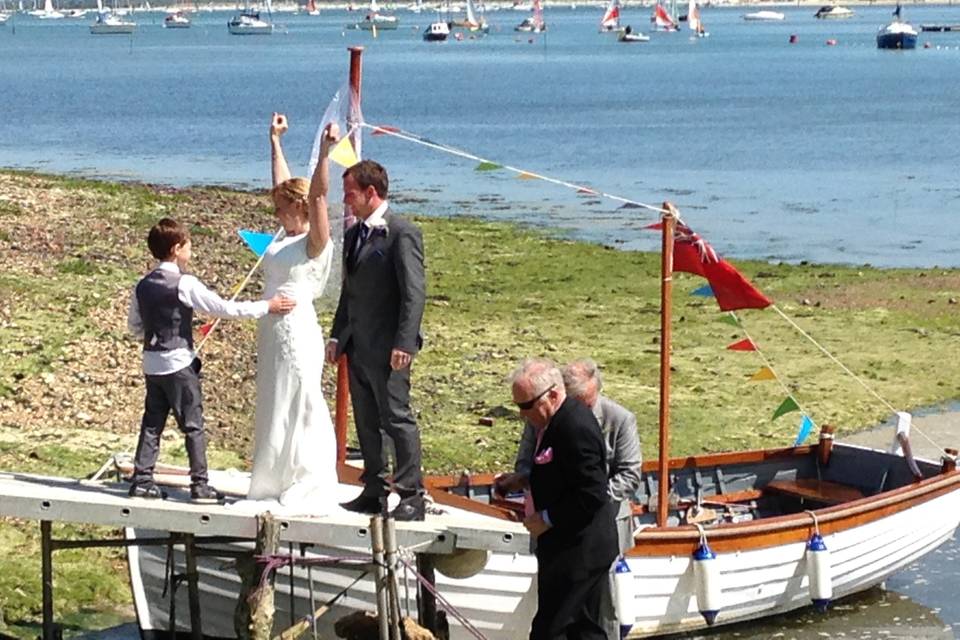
[
  {"left": 806, "top": 511, "right": 832, "bottom": 613},
  {"left": 789, "top": 34, "right": 798, "bottom": 43},
  {"left": 826, "top": 38, "right": 837, "bottom": 46},
  {"left": 692, "top": 524, "right": 721, "bottom": 626},
  {"left": 614, "top": 557, "right": 635, "bottom": 638}
]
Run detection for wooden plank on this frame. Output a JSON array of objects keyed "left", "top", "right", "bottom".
[{"left": 765, "top": 479, "right": 864, "bottom": 505}]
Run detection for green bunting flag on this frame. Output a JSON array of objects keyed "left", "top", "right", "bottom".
[
  {"left": 772, "top": 397, "right": 800, "bottom": 420},
  {"left": 718, "top": 314, "right": 740, "bottom": 327},
  {"left": 475, "top": 161, "right": 502, "bottom": 172}
]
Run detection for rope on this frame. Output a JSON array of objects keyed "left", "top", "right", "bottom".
[
  {"left": 254, "top": 552, "right": 377, "bottom": 590},
  {"left": 805, "top": 509, "right": 820, "bottom": 536},
  {"left": 772, "top": 305, "right": 946, "bottom": 455},
  {"left": 361, "top": 123, "right": 670, "bottom": 218},
  {"left": 396, "top": 556, "right": 489, "bottom": 640},
  {"left": 196, "top": 226, "right": 286, "bottom": 352},
  {"left": 735, "top": 312, "right": 817, "bottom": 434}
]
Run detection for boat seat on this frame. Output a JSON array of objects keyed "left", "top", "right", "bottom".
[{"left": 764, "top": 478, "right": 864, "bottom": 505}]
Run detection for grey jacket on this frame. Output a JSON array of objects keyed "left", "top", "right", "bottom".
[
  {"left": 331, "top": 211, "right": 426, "bottom": 365},
  {"left": 515, "top": 395, "right": 643, "bottom": 515}
]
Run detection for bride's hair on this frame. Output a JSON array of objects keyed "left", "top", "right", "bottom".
[{"left": 272, "top": 177, "right": 310, "bottom": 213}]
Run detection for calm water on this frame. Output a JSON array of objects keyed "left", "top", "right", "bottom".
[{"left": 2, "top": 5, "right": 960, "bottom": 266}]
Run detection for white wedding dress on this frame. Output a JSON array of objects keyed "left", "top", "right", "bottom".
[{"left": 241, "top": 233, "right": 339, "bottom": 515}]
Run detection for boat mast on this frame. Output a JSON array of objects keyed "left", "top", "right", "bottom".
[
  {"left": 657, "top": 203, "right": 677, "bottom": 527},
  {"left": 335, "top": 46, "right": 364, "bottom": 465}
]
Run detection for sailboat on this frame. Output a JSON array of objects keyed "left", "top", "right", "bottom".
[
  {"left": 125, "top": 205, "right": 960, "bottom": 638},
  {"left": 351, "top": 0, "right": 399, "bottom": 30},
  {"left": 304, "top": 0, "right": 319, "bottom": 16},
  {"left": 599, "top": 0, "right": 623, "bottom": 33},
  {"left": 687, "top": 0, "right": 706, "bottom": 37},
  {"left": 514, "top": 0, "right": 544, "bottom": 32},
  {"left": 35, "top": 0, "right": 64, "bottom": 19},
  {"left": 877, "top": 3, "right": 917, "bottom": 49},
  {"left": 650, "top": 1, "right": 677, "bottom": 31},
  {"left": 227, "top": 0, "right": 273, "bottom": 35},
  {"left": 451, "top": 0, "right": 488, "bottom": 33},
  {"left": 90, "top": 0, "right": 136, "bottom": 34}
]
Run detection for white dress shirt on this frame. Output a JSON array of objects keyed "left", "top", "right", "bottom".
[{"left": 127, "top": 262, "right": 270, "bottom": 376}]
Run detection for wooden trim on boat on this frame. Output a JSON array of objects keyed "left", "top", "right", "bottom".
[
  {"left": 627, "top": 470, "right": 960, "bottom": 556},
  {"left": 639, "top": 444, "right": 816, "bottom": 473}
]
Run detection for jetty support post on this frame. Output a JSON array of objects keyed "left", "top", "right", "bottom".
[
  {"left": 183, "top": 534, "right": 204, "bottom": 640},
  {"left": 235, "top": 513, "right": 281, "bottom": 640},
  {"left": 370, "top": 515, "right": 391, "bottom": 640},
  {"left": 415, "top": 553, "right": 437, "bottom": 634},
  {"left": 383, "top": 517, "right": 403, "bottom": 640},
  {"left": 41, "top": 520, "right": 58, "bottom": 640}
]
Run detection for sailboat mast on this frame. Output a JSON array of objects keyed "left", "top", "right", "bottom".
[{"left": 657, "top": 203, "right": 677, "bottom": 528}]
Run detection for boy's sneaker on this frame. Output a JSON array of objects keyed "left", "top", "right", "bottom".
[
  {"left": 128, "top": 482, "right": 166, "bottom": 500},
  {"left": 190, "top": 483, "right": 223, "bottom": 504}
]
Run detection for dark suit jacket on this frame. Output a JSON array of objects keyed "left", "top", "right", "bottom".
[
  {"left": 331, "top": 210, "right": 426, "bottom": 367},
  {"left": 529, "top": 397, "right": 618, "bottom": 580}
]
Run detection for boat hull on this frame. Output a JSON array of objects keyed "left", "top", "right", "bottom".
[
  {"left": 227, "top": 23, "right": 273, "bottom": 34},
  {"left": 126, "top": 444, "right": 960, "bottom": 639},
  {"left": 877, "top": 31, "right": 917, "bottom": 49},
  {"left": 90, "top": 23, "right": 136, "bottom": 33}
]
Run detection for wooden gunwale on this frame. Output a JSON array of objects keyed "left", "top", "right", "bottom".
[{"left": 627, "top": 469, "right": 960, "bottom": 556}]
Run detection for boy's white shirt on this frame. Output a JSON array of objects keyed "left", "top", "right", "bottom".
[{"left": 127, "top": 261, "right": 269, "bottom": 376}]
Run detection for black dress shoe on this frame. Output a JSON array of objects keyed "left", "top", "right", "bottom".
[
  {"left": 128, "top": 482, "right": 166, "bottom": 500},
  {"left": 190, "top": 483, "right": 223, "bottom": 504},
  {"left": 340, "top": 493, "right": 383, "bottom": 514},
  {"left": 390, "top": 495, "right": 425, "bottom": 522}
]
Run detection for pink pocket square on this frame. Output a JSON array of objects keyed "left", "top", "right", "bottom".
[{"left": 534, "top": 447, "right": 553, "bottom": 464}]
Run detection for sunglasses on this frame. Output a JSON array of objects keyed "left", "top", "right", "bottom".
[{"left": 516, "top": 384, "right": 555, "bottom": 411}]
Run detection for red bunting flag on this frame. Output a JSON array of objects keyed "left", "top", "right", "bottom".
[
  {"left": 727, "top": 338, "right": 757, "bottom": 351},
  {"left": 199, "top": 322, "right": 214, "bottom": 337},
  {"left": 647, "top": 221, "right": 772, "bottom": 312},
  {"left": 371, "top": 125, "right": 400, "bottom": 136}
]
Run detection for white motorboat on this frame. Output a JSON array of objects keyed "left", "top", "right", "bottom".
[
  {"left": 228, "top": 8, "right": 273, "bottom": 34},
  {"left": 514, "top": 0, "right": 543, "bottom": 31},
  {"left": 90, "top": 9, "right": 136, "bottom": 33},
  {"left": 743, "top": 10, "right": 784, "bottom": 21},
  {"left": 163, "top": 9, "right": 190, "bottom": 27},
  {"left": 814, "top": 5, "right": 853, "bottom": 19},
  {"left": 423, "top": 18, "right": 449, "bottom": 40},
  {"left": 617, "top": 26, "right": 649, "bottom": 41}
]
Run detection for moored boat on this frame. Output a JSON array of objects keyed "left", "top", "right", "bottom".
[
  {"left": 877, "top": 4, "right": 917, "bottom": 49},
  {"left": 814, "top": 5, "right": 853, "bottom": 20},
  {"left": 514, "top": 0, "right": 543, "bottom": 32},
  {"left": 227, "top": 8, "right": 272, "bottom": 34},
  {"left": 90, "top": 9, "right": 136, "bottom": 33},
  {"left": 423, "top": 18, "right": 449, "bottom": 40},
  {"left": 617, "top": 25, "right": 648, "bottom": 42},
  {"left": 743, "top": 10, "right": 784, "bottom": 21},
  {"left": 163, "top": 9, "right": 190, "bottom": 27}
]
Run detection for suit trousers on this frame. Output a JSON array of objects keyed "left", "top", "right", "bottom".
[
  {"left": 347, "top": 350, "right": 423, "bottom": 498},
  {"left": 133, "top": 358, "right": 208, "bottom": 486},
  {"left": 530, "top": 559, "right": 609, "bottom": 640}
]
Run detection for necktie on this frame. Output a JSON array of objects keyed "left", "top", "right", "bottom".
[{"left": 357, "top": 223, "right": 370, "bottom": 251}]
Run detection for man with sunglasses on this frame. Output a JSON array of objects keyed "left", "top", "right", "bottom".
[
  {"left": 506, "top": 358, "right": 617, "bottom": 640},
  {"left": 498, "top": 358, "right": 641, "bottom": 640}
]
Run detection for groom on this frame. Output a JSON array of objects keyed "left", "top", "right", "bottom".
[{"left": 325, "top": 159, "right": 427, "bottom": 522}]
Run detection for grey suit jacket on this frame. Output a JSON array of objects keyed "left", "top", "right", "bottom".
[
  {"left": 331, "top": 211, "right": 426, "bottom": 366},
  {"left": 515, "top": 395, "right": 642, "bottom": 535}
]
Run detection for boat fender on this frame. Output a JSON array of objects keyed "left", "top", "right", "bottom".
[
  {"left": 806, "top": 533, "right": 832, "bottom": 612},
  {"left": 692, "top": 525, "right": 721, "bottom": 626},
  {"left": 614, "top": 557, "right": 635, "bottom": 638}
]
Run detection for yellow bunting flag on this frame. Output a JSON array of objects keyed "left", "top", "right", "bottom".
[
  {"left": 517, "top": 172, "right": 538, "bottom": 180},
  {"left": 749, "top": 366, "right": 777, "bottom": 381},
  {"left": 329, "top": 136, "right": 359, "bottom": 169}
]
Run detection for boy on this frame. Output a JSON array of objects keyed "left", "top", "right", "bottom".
[{"left": 127, "top": 218, "right": 295, "bottom": 502}]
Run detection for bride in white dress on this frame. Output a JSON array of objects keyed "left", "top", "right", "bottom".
[{"left": 241, "top": 113, "right": 340, "bottom": 514}]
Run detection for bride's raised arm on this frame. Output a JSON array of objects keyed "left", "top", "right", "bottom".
[
  {"left": 306, "top": 123, "right": 337, "bottom": 259},
  {"left": 270, "top": 112, "right": 292, "bottom": 188}
]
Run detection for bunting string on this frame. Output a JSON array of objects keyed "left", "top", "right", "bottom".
[
  {"left": 359, "top": 122, "right": 671, "bottom": 218},
  {"left": 771, "top": 304, "right": 946, "bottom": 456},
  {"left": 732, "top": 312, "right": 815, "bottom": 432},
  {"left": 195, "top": 226, "right": 286, "bottom": 353}
]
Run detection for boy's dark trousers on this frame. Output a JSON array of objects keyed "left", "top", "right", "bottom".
[{"left": 131, "top": 358, "right": 208, "bottom": 486}]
